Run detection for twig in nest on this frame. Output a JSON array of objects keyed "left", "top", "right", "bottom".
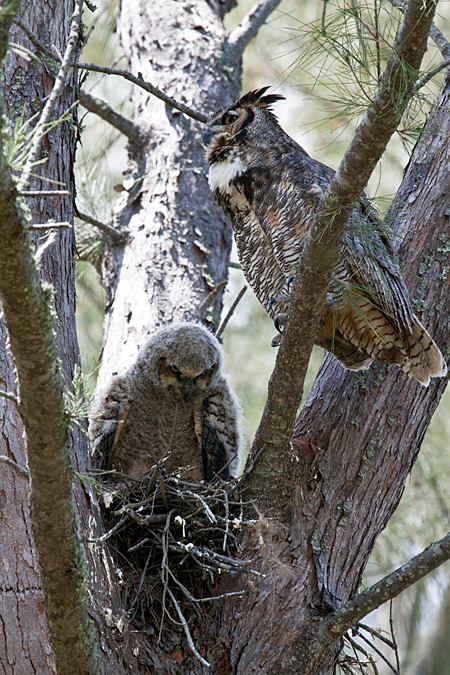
[
  {"left": 166, "top": 587, "right": 211, "bottom": 668},
  {"left": 130, "top": 545, "right": 154, "bottom": 612},
  {"left": 223, "top": 489, "right": 230, "bottom": 551}
]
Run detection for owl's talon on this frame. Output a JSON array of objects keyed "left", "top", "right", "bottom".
[
  {"left": 326, "top": 293, "right": 334, "bottom": 307},
  {"left": 269, "top": 293, "right": 290, "bottom": 312},
  {"left": 271, "top": 333, "right": 282, "bottom": 347},
  {"left": 287, "top": 275, "right": 296, "bottom": 291},
  {"left": 274, "top": 312, "right": 288, "bottom": 334}
]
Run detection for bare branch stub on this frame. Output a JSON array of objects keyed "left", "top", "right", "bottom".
[
  {"left": 0, "top": 455, "right": 29, "bottom": 478},
  {"left": 79, "top": 89, "right": 141, "bottom": 142}
]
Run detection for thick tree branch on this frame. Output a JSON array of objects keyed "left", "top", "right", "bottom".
[
  {"left": 0, "top": 5, "right": 102, "bottom": 674},
  {"left": 414, "top": 56, "right": 450, "bottom": 91},
  {"left": 79, "top": 89, "right": 141, "bottom": 142},
  {"left": 326, "top": 530, "right": 450, "bottom": 636},
  {"left": 245, "top": 0, "right": 438, "bottom": 504},
  {"left": 226, "top": 0, "right": 283, "bottom": 58},
  {"left": 429, "top": 22, "right": 450, "bottom": 59}
]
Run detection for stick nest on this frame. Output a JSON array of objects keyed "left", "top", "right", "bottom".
[{"left": 92, "top": 465, "right": 258, "bottom": 663}]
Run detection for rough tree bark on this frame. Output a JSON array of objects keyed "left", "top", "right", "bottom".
[
  {"left": 86, "top": 1, "right": 450, "bottom": 673},
  {"left": 0, "top": 2, "right": 124, "bottom": 674},
  {"left": 0, "top": 1, "right": 79, "bottom": 671}
]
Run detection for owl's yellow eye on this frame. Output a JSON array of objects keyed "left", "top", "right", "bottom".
[
  {"left": 222, "top": 112, "right": 238, "bottom": 125},
  {"left": 169, "top": 365, "right": 180, "bottom": 374}
]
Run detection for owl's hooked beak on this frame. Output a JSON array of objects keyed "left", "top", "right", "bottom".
[
  {"left": 202, "top": 129, "right": 212, "bottom": 147},
  {"left": 178, "top": 375, "right": 194, "bottom": 401}
]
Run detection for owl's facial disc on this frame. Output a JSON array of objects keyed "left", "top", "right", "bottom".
[
  {"left": 203, "top": 106, "right": 254, "bottom": 161},
  {"left": 159, "top": 359, "right": 217, "bottom": 401}
]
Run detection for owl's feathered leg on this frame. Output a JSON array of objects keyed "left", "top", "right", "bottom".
[{"left": 270, "top": 293, "right": 335, "bottom": 348}]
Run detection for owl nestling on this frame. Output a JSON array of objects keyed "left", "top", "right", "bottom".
[
  {"left": 89, "top": 323, "right": 242, "bottom": 482},
  {"left": 203, "top": 87, "right": 447, "bottom": 386}
]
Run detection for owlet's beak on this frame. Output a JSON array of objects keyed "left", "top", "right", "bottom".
[{"left": 178, "top": 376, "right": 194, "bottom": 401}]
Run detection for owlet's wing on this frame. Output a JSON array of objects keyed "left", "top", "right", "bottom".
[
  {"left": 89, "top": 377, "right": 132, "bottom": 470},
  {"left": 196, "top": 377, "right": 242, "bottom": 482}
]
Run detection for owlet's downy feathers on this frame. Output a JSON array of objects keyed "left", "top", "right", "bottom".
[
  {"left": 203, "top": 87, "right": 447, "bottom": 386},
  {"left": 89, "top": 323, "right": 242, "bottom": 482}
]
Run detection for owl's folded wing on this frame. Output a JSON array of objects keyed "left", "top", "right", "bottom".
[
  {"left": 197, "top": 376, "right": 243, "bottom": 482},
  {"left": 89, "top": 377, "right": 132, "bottom": 470}
]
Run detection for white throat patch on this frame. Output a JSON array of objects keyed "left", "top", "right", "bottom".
[{"left": 208, "top": 156, "right": 246, "bottom": 193}]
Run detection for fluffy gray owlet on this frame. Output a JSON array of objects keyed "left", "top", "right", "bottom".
[
  {"left": 202, "top": 87, "right": 447, "bottom": 386},
  {"left": 89, "top": 323, "right": 242, "bottom": 482}
]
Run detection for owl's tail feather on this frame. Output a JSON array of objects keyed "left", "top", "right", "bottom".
[
  {"left": 400, "top": 318, "right": 447, "bottom": 387},
  {"left": 319, "top": 292, "right": 447, "bottom": 386}
]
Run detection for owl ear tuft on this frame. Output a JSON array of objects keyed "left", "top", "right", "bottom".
[{"left": 237, "top": 87, "right": 285, "bottom": 110}]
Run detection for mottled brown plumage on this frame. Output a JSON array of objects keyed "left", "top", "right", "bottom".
[
  {"left": 202, "top": 87, "right": 447, "bottom": 386},
  {"left": 89, "top": 323, "right": 242, "bottom": 481}
]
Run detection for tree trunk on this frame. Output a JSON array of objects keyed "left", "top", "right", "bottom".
[
  {"left": 89, "top": 1, "right": 450, "bottom": 674},
  {"left": 0, "top": 2, "right": 78, "bottom": 671},
  {"left": 0, "top": 3, "right": 127, "bottom": 673},
  {"left": 96, "top": 0, "right": 240, "bottom": 391}
]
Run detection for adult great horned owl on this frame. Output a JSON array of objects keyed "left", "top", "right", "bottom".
[
  {"left": 203, "top": 88, "right": 447, "bottom": 386},
  {"left": 89, "top": 323, "right": 242, "bottom": 482}
]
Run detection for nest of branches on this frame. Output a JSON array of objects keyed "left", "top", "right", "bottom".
[{"left": 92, "top": 465, "right": 259, "bottom": 665}]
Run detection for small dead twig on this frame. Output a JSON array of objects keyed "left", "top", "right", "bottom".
[
  {"left": 75, "top": 209, "right": 126, "bottom": 243},
  {"left": 354, "top": 627, "right": 399, "bottom": 675},
  {"left": 19, "top": 190, "right": 70, "bottom": 196},
  {"left": 166, "top": 586, "right": 210, "bottom": 668},
  {"left": 0, "top": 390, "right": 18, "bottom": 404},
  {"left": 345, "top": 634, "right": 379, "bottom": 675},
  {"left": 26, "top": 222, "right": 71, "bottom": 230},
  {"left": 79, "top": 90, "right": 141, "bottom": 142},
  {"left": 216, "top": 285, "right": 247, "bottom": 340},
  {"left": 389, "top": 600, "right": 401, "bottom": 675},
  {"left": 357, "top": 622, "right": 395, "bottom": 650},
  {"left": 0, "top": 455, "right": 29, "bottom": 478}
]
